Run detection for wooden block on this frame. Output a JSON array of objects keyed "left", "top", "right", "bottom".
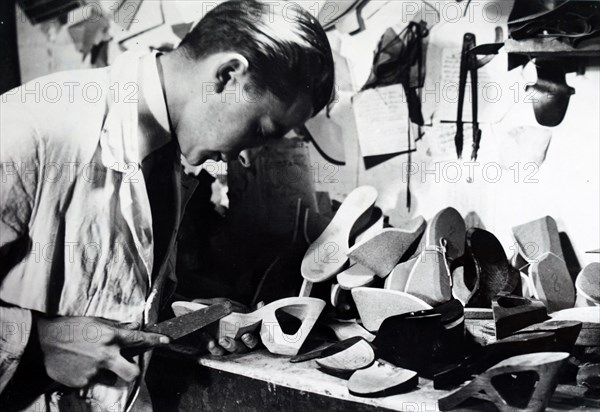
[
  {"left": 301, "top": 186, "right": 377, "bottom": 284},
  {"left": 434, "top": 299, "right": 465, "bottom": 327},
  {"left": 384, "top": 257, "right": 417, "bottom": 291},
  {"left": 172, "top": 297, "right": 325, "bottom": 356},
  {"left": 575, "top": 262, "right": 600, "bottom": 306},
  {"left": 433, "top": 299, "right": 466, "bottom": 362},
  {"left": 529, "top": 252, "right": 575, "bottom": 312},
  {"left": 438, "top": 352, "right": 569, "bottom": 412},
  {"left": 577, "top": 363, "right": 600, "bottom": 390},
  {"left": 347, "top": 217, "right": 426, "bottom": 278},
  {"left": 492, "top": 294, "right": 549, "bottom": 339},
  {"left": 434, "top": 331, "right": 558, "bottom": 389},
  {"left": 464, "top": 308, "right": 493, "bottom": 320},
  {"left": 316, "top": 338, "right": 375, "bottom": 378},
  {"left": 324, "top": 319, "right": 375, "bottom": 342},
  {"left": 551, "top": 307, "right": 600, "bottom": 346},
  {"left": 404, "top": 248, "right": 452, "bottom": 306},
  {"left": 514, "top": 320, "right": 582, "bottom": 353},
  {"left": 337, "top": 263, "right": 376, "bottom": 290},
  {"left": 348, "top": 359, "right": 418, "bottom": 397},
  {"left": 372, "top": 311, "right": 442, "bottom": 377},
  {"left": 351, "top": 287, "right": 432, "bottom": 332},
  {"left": 512, "top": 215, "right": 564, "bottom": 261}
]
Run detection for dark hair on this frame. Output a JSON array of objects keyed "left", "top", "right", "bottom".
[{"left": 177, "top": 0, "right": 334, "bottom": 115}]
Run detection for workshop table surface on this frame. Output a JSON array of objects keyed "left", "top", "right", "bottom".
[{"left": 195, "top": 350, "right": 599, "bottom": 411}]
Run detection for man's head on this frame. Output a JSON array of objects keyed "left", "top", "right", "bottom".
[{"left": 164, "top": 0, "right": 334, "bottom": 166}]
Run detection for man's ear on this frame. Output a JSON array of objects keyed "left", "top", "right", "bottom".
[{"left": 215, "top": 53, "right": 249, "bottom": 93}]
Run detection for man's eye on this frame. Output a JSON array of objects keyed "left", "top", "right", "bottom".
[{"left": 255, "top": 125, "right": 265, "bottom": 138}]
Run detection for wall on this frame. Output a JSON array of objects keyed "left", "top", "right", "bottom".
[
  {"left": 14, "top": 0, "right": 599, "bottom": 269},
  {"left": 309, "top": 0, "right": 600, "bottom": 269}
]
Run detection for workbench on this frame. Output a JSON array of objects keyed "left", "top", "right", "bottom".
[{"left": 148, "top": 349, "right": 600, "bottom": 411}]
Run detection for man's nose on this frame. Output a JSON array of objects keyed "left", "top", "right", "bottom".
[{"left": 238, "top": 150, "right": 252, "bottom": 168}]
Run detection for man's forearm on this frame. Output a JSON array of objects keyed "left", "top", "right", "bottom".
[{"left": 0, "top": 304, "right": 32, "bottom": 393}]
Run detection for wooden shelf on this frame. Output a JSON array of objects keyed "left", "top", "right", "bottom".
[{"left": 504, "top": 37, "right": 600, "bottom": 57}]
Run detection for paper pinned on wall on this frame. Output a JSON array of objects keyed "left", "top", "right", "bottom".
[
  {"left": 352, "top": 84, "right": 414, "bottom": 157},
  {"left": 423, "top": 123, "right": 473, "bottom": 161}
]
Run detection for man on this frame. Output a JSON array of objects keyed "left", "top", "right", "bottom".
[{"left": 0, "top": 0, "right": 334, "bottom": 410}]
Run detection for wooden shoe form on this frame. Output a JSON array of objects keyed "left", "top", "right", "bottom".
[
  {"left": 347, "top": 217, "right": 426, "bottom": 278},
  {"left": 422, "top": 207, "right": 466, "bottom": 261},
  {"left": 492, "top": 294, "right": 549, "bottom": 339},
  {"left": 301, "top": 186, "right": 378, "bottom": 287},
  {"left": 451, "top": 265, "right": 476, "bottom": 306},
  {"left": 434, "top": 331, "right": 558, "bottom": 389},
  {"left": 513, "top": 320, "right": 582, "bottom": 353},
  {"left": 438, "top": 352, "right": 569, "bottom": 412},
  {"left": 351, "top": 287, "right": 432, "bottom": 332},
  {"left": 511, "top": 247, "right": 531, "bottom": 273},
  {"left": 512, "top": 216, "right": 564, "bottom": 261},
  {"left": 404, "top": 208, "right": 465, "bottom": 306},
  {"left": 404, "top": 246, "right": 452, "bottom": 306},
  {"left": 290, "top": 336, "right": 365, "bottom": 363},
  {"left": 172, "top": 297, "right": 325, "bottom": 356},
  {"left": 575, "top": 262, "right": 600, "bottom": 307},
  {"left": 463, "top": 228, "right": 520, "bottom": 308},
  {"left": 355, "top": 207, "right": 384, "bottom": 244},
  {"left": 315, "top": 338, "right": 376, "bottom": 377},
  {"left": 550, "top": 306, "right": 600, "bottom": 346},
  {"left": 337, "top": 263, "right": 377, "bottom": 290},
  {"left": 348, "top": 359, "right": 418, "bottom": 397},
  {"left": 330, "top": 283, "right": 360, "bottom": 319},
  {"left": 324, "top": 319, "right": 375, "bottom": 342},
  {"left": 529, "top": 251, "right": 575, "bottom": 312},
  {"left": 384, "top": 257, "right": 417, "bottom": 291},
  {"left": 521, "top": 272, "right": 537, "bottom": 299}
]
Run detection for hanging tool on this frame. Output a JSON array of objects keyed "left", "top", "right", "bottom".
[
  {"left": 455, "top": 32, "right": 481, "bottom": 160},
  {"left": 455, "top": 27, "right": 504, "bottom": 161}
]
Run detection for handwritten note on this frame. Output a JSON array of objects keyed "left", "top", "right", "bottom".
[{"left": 352, "top": 85, "right": 413, "bottom": 157}]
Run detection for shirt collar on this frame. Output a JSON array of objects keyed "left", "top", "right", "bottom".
[{"left": 138, "top": 51, "right": 173, "bottom": 162}]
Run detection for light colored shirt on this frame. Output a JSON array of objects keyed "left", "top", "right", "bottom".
[{"left": 0, "top": 50, "right": 195, "bottom": 410}]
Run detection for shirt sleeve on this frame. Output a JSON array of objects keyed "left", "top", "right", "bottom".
[
  {"left": 0, "top": 88, "right": 40, "bottom": 393},
  {"left": 0, "top": 88, "right": 40, "bottom": 260}
]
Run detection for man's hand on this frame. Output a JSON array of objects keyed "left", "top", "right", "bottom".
[
  {"left": 193, "top": 298, "right": 259, "bottom": 356},
  {"left": 35, "top": 316, "right": 169, "bottom": 388}
]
